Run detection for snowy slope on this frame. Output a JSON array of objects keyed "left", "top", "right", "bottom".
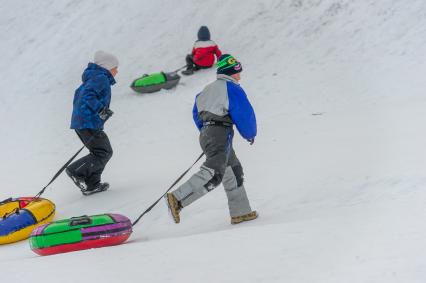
[{"left": 1, "top": 0, "right": 426, "bottom": 282}]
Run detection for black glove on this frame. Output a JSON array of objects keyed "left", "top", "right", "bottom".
[
  {"left": 99, "top": 107, "right": 114, "bottom": 121},
  {"left": 247, "top": 138, "right": 255, "bottom": 145}
]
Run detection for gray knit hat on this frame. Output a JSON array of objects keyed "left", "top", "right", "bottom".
[{"left": 94, "top": 50, "right": 119, "bottom": 70}]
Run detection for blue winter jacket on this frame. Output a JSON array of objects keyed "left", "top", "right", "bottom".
[
  {"left": 192, "top": 74, "right": 257, "bottom": 140},
  {"left": 70, "top": 63, "right": 116, "bottom": 130}
]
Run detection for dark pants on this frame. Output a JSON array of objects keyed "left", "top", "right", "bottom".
[
  {"left": 185, "top": 54, "right": 212, "bottom": 71},
  {"left": 67, "top": 129, "right": 113, "bottom": 187},
  {"left": 200, "top": 125, "right": 243, "bottom": 189},
  {"left": 172, "top": 125, "right": 252, "bottom": 217}
]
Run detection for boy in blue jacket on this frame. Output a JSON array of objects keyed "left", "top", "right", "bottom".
[
  {"left": 166, "top": 54, "right": 258, "bottom": 224},
  {"left": 66, "top": 51, "right": 118, "bottom": 195}
]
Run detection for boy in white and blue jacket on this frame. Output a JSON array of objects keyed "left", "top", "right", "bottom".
[{"left": 166, "top": 54, "right": 258, "bottom": 224}]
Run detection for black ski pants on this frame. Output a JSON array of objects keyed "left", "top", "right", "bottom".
[
  {"left": 185, "top": 54, "right": 212, "bottom": 71},
  {"left": 67, "top": 129, "right": 113, "bottom": 187}
]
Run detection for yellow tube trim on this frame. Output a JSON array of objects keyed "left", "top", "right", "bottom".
[
  {"left": 0, "top": 198, "right": 55, "bottom": 245},
  {"left": 0, "top": 201, "right": 20, "bottom": 218}
]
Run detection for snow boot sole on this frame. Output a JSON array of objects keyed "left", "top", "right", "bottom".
[
  {"left": 231, "top": 211, "right": 258, "bottom": 225},
  {"left": 82, "top": 183, "right": 109, "bottom": 196},
  {"left": 165, "top": 193, "right": 181, "bottom": 224}
]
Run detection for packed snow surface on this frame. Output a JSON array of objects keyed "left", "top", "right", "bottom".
[{"left": 1, "top": 0, "right": 426, "bottom": 282}]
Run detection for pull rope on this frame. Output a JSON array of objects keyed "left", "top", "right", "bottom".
[
  {"left": 132, "top": 152, "right": 204, "bottom": 226},
  {"left": 33, "top": 146, "right": 85, "bottom": 200},
  {"left": 170, "top": 64, "right": 188, "bottom": 74},
  {"left": 32, "top": 116, "right": 113, "bottom": 201}
]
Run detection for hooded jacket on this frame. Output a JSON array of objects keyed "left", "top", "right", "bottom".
[
  {"left": 193, "top": 74, "right": 257, "bottom": 140},
  {"left": 192, "top": 26, "right": 222, "bottom": 67},
  {"left": 70, "top": 63, "right": 116, "bottom": 130}
]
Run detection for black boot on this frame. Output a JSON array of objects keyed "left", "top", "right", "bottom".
[
  {"left": 182, "top": 68, "right": 194, "bottom": 75},
  {"left": 82, "top": 182, "right": 109, "bottom": 196},
  {"left": 65, "top": 168, "right": 87, "bottom": 191},
  {"left": 182, "top": 54, "right": 195, "bottom": 75}
]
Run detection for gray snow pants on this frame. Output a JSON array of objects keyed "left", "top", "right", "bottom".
[{"left": 172, "top": 125, "right": 252, "bottom": 217}]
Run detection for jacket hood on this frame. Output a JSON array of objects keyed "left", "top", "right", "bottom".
[
  {"left": 82, "top": 63, "right": 116, "bottom": 85},
  {"left": 197, "top": 26, "right": 211, "bottom": 41}
]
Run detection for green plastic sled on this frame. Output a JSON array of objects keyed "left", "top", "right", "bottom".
[{"left": 130, "top": 72, "right": 180, "bottom": 94}]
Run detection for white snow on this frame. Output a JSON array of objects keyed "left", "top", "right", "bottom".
[{"left": 1, "top": 0, "right": 426, "bottom": 282}]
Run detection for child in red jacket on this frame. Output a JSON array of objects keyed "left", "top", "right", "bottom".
[{"left": 182, "top": 26, "right": 222, "bottom": 75}]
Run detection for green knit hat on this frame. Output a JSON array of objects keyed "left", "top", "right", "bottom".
[{"left": 217, "top": 54, "right": 243, "bottom": 76}]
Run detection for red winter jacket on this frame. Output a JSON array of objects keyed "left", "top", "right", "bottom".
[{"left": 192, "top": 40, "right": 222, "bottom": 67}]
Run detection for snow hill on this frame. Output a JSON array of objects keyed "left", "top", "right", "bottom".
[{"left": 1, "top": 0, "right": 426, "bottom": 282}]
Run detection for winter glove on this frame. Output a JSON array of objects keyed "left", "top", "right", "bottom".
[
  {"left": 99, "top": 107, "right": 114, "bottom": 121},
  {"left": 247, "top": 138, "right": 255, "bottom": 145}
]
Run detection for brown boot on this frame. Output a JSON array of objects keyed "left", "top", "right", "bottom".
[
  {"left": 166, "top": 193, "right": 181, "bottom": 224},
  {"left": 231, "top": 211, "right": 258, "bottom": 225}
]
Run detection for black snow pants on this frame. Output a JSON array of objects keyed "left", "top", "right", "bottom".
[
  {"left": 67, "top": 129, "right": 113, "bottom": 187},
  {"left": 185, "top": 54, "right": 212, "bottom": 71}
]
